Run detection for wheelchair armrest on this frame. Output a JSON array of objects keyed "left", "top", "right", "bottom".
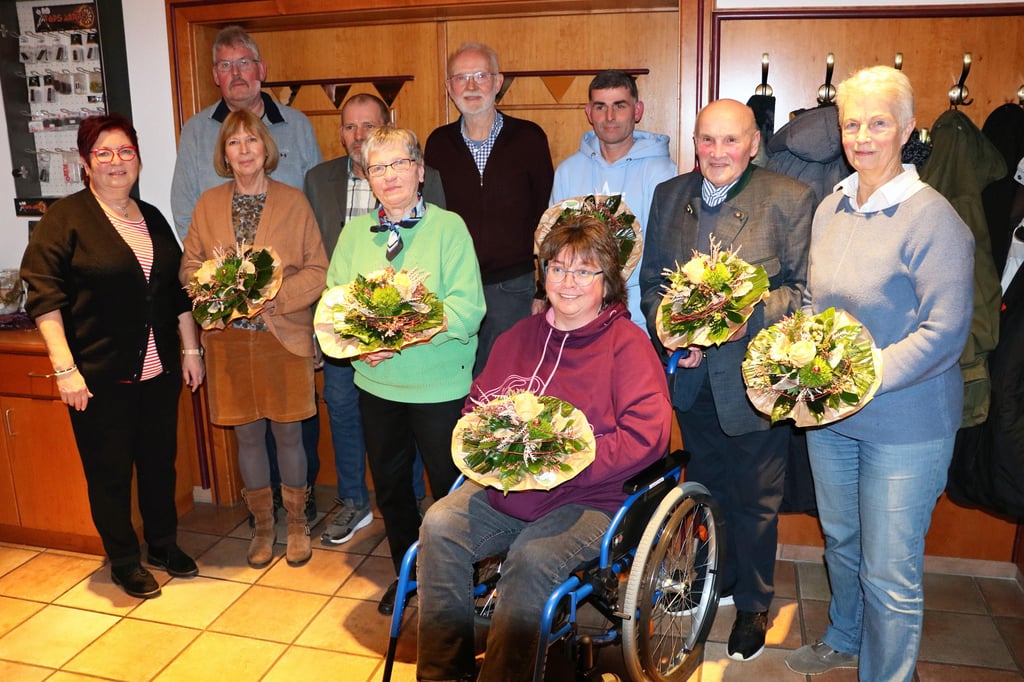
[{"left": 621, "top": 449, "right": 690, "bottom": 494}]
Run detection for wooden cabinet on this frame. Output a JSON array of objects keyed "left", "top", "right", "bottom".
[{"left": 0, "top": 328, "right": 195, "bottom": 555}]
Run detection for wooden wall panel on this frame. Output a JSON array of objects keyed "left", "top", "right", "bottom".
[{"left": 715, "top": 14, "right": 1024, "bottom": 132}]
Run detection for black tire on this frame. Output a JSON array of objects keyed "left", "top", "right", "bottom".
[{"left": 621, "top": 483, "right": 722, "bottom": 681}]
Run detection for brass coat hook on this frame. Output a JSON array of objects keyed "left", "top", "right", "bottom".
[
  {"left": 894, "top": 53, "right": 903, "bottom": 71},
  {"left": 754, "top": 53, "right": 773, "bottom": 96},
  {"left": 948, "top": 52, "right": 973, "bottom": 108},
  {"left": 817, "top": 53, "right": 836, "bottom": 105},
  {"left": 1017, "top": 84, "right": 1024, "bottom": 107}
]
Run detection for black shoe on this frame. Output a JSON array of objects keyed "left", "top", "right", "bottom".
[
  {"left": 378, "top": 579, "right": 399, "bottom": 616},
  {"left": 147, "top": 544, "right": 199, "bottom": 577},
  {"left": 111, "top": 563, "right": 161, "bottom": 599},
  {"left": 727, "top": 610, "right": 768, "bottom": 661},
  {"left": 304, "top": 486, "right": 317, "bottom": 524}
]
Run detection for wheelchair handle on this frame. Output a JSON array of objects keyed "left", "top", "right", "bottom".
[{"left": 666, "top": 347, "right": 691, "bottom": 375}]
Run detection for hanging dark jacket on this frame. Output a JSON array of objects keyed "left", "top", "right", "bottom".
[
  {"left": 981, "top": 103, "right": 1024, "bottom": 273},
  {"left": 765, "top": 104, "right": 851, "bottom": 205},
  {"left": 920, "top": 109, "right": 1005, "bottom": 427}
]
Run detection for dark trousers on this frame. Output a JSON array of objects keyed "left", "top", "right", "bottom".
[
  {"left": 358, "top": 390, "right": 463, "bottom": 574},
  {"left": 68, "top": 373, "right": 181, "bottom": 566},
  {"left": 676, "top": 375, "right": 787, "bottom": 613}
]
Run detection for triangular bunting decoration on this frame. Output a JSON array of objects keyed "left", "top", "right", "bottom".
[{"left": 540, "top": 75, "right": 575, "bottom": 103}]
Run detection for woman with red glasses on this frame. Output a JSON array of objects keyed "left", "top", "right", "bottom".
[{"left": 21, "top": 113, "right": 205, "bottom": 600}]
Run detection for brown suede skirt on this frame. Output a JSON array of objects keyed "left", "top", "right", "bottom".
[{"left": 203, "top": 327, "right": 315, "bottom": 426}]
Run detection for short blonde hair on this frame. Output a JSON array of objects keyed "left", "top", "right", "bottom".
[
  {"left": 213, "top": 109, "right": 279, "bottom": 178},
  {"left": 836, "top": 66, "right": 915, "bottom": 130},
  {"left": 361, "top": 126, "right": 423, "bottom": 166}
]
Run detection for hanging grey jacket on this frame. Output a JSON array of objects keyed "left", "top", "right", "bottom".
[{"left": 765, "top": 104, "right": 851, "bottom": 206}]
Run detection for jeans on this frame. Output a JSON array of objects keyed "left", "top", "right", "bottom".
[
  {"left": 322, "top": 360, "right": 426, "bottom": 505},
  {"left": 416, "top": 483, "right": 611, "bottom": 682},
  {"left": 476, "top": 271, "right": 535, "bottom": 376},
  {"left": 806, "top": 428, "right": 954, "bottom": 682},
  {"left": 359, "top": 390, "right": 462, "bottom": 574}
]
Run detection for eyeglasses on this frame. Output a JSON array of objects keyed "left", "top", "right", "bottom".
[
  {"left": 545, "top": 264, "right": 603, "bottom": 286},
  {"left": 214, "top": 57, "right": 259, "bottom": 73},
  {"left": 447, "top": 71, "right": 495, "bottom": 87},
  {"left": 366, "top": 158, "right": 415, "bottom": 177},
  {"left": 91, "top": 146, "right": 137, "bottom": 163}
]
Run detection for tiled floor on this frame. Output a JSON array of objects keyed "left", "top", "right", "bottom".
[{"left": 1, "top": 490, "right": 1023, "bottom": 681}]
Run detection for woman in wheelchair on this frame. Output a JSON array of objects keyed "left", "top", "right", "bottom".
[{"left": 415, "top": 216, "right": 672, "bottom": 681}]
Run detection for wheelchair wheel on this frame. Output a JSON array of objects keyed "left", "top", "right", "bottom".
[{"left": 621, "top": 484, "right": 722, "bottom": 682}]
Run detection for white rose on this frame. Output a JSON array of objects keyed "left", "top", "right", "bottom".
[
  {"left": 681, "top": 257, "right": 707, "bottom": 285},
  {"left": 787, "top": 340, "right": 817, "bottom": 367},
  {"left": 392, "top": 270, "right": 415, "bottom": 299},
  {"left": 194, "top": 260, "right": 219, "bottom": 286},
  {"left": 511, "top": 392, "right": 544, "bottom": 422}
]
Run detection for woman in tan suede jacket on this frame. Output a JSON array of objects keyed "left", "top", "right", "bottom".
[{"left": 180, "top": 109, "right": 327, "bottom": 570}]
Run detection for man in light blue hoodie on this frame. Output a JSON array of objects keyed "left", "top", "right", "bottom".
[{"left": 549, "top": 70, "right": 677, "bottom": 334}]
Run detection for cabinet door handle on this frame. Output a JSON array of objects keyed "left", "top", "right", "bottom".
[{"left": 3, "top": 408, "right": 13, "bottom": 437}]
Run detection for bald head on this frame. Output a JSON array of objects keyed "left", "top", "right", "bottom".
[{"left": 694, "top": 99, "right": 760, "bottom": 187}]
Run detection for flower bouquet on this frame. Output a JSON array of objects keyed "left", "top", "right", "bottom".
[
  {"left": 315, "top": 266, "right": 446, "bottom": 359},
  {"left": 741, "top": 307, "right": 883, "bottom": 426},
  {"left": 656, "top": 236, "right": 770, "bottom": 349},
  {"left": 186, "top": 243, "right": 282, "bottom": 330},
  {"left": 452, "top": 391, "right": 596, "bottom": 495},
  {"left": 535, "top": 194, "right": 642, "bottom": 279}
]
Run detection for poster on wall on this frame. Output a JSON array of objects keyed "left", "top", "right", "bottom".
[{"left": 1, "top": 0, "right": 130, "bottom": 217}]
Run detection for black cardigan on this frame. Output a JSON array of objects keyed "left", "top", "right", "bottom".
[{"left": 21, "top": 188, "right": 190, "bottom": 384}]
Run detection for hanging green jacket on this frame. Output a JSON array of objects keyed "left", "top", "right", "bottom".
[{"left": 921, "top": 109, "right": 1005, "bottom": 427}]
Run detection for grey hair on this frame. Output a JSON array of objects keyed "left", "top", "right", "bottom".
[
  {"left": 836, "top": 65, "right": 915, "bottom": 130},
  {"left": 212, "top": 25, "right": 261, "bottom": 62},
  {"left": 447, "top": 42, "right": 500, "bottom": 76}
]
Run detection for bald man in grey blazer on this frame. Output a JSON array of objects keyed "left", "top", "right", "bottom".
[{"left": 640, "top": 98, "right": 815, "bottom": 663}]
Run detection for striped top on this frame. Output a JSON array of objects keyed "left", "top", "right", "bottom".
[{"left": 101, "top": 204, "right": 163, "bottom": 380}]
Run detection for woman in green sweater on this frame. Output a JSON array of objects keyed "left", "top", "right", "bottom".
[{"left": 324, "top": 126, "right": 485, "bottom": 615}]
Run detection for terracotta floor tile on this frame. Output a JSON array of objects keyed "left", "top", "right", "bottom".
[
  {"left": 192, "top": 536, "right": 280, "bottom": 583},
  {"left": 0, "top": 552, "right": 104, "bottom": 602},
  {"left": 152, "top": 631, "right": 284, "bottom": 682},
  {"left": 129, "top": 575, "right": 248, "bottom": 629},
  {"left": 705, "top": 600, "right": 801, "bottom": 650},
  {"left": 0, "top": 604, "right": 117, "bottom": 668},
  {"left": 209, "top": 584, "right": 328, "bottom": 643},
  {"left": 919, "top": 610, "right": 1016, "bottom": 669},
  {"left": 916, "top": 661, "right": 1024, "bottom": 681},
  {"left": 262, "top": 645, "right": 379, "bottom": 681},
  {"left": 176, "top": 502, "right": 249, "bottom": 536},
  {"left": 995, "top": 616, "right": 1024, "bottom": 670},
  {"left": 774, "top": 558, "right": 798, "bottom": 600},
  {"left": 794, "top": 559, "right": 832, "bottom": 602},
  {"left": 0, "top": 546, "right": 39, "bottom": 579},
  {"left": 295, "top": 595, "right": 390, "bottom": 657},
  {"left": 923, "top": 572, "right": 988, "bottom": 614},
  {"left": 38, "top": 672, "right": 110, "bottom": 681},
  {"left": 0, "top": 658, "right": 51, "bottom": 681},
  {"left": 979, "top": 577, "right": 1024, "bottom": 617},
  {"left": 63, "top": 618, "right": 199, "bottom": 681},
  {"left": 697, "top": 642, "right": 799, "bottom": 681},
  {"left": 337, "top": 554, "right": 396, "bottom": 602},
  {"left": 168, "top": 529, "right": 222, "bottom": 562},
  {"left": 54, "top": 568, "right": 169, "bottom": 616},
  {"left": 0, "top": 595, "right": 44, "bottom": 636},
  {"left": 256, "top": 547, "right": 358, "bottom": 595}
]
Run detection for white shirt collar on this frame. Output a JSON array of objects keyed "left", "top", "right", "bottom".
[{"left": 835, "top": 164, "right": 928, "bottom": 213}]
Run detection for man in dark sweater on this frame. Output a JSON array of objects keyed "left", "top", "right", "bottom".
[{"left": 425, "top": 42, "right": 554, "bottom": 375}]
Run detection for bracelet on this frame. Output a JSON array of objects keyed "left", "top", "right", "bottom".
[
  {"left": 50, "top": 365, "right": 78, "bottom": 377},
  {"left": 182, "top": 348, "right": 203, "bottom": 357}
]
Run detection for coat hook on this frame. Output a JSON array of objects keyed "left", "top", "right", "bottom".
[
  {"left": 894, "top": 52, "right": 903, "bottom": 71},
  {"left": 754, "top": 53, "right": 773, "bottom": 96},
  {"left": 948, "top": 52, "right": 973, "bottom": 108},
  {"left": 1017, "top": 84, "right": 1024, "bottom": 107},
  {"left": 817, "top": 52, "right": 836, "bottom": 105}
]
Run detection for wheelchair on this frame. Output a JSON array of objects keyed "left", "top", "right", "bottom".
[{"left": 382, "top": 350, "right": 724, "bottom": 682}]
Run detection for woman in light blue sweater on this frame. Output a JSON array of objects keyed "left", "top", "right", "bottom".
[{"left": 785, "top": 67, "right": 974, "bottom": 681}]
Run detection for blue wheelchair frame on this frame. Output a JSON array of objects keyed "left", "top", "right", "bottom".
[{"left": 382, "top": 349, "right": 722, "bottom": 682}]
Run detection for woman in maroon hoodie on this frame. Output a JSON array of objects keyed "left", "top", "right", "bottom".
[{"left": 415, "top": 216, "right": 672, "bottom": 681}]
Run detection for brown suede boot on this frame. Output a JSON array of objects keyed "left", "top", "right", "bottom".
[
  {"left": 281, "top": 484, "right": 312, "bottom": 567},
  {"left": 242, "top": 486, "right": 275, "bottom": 568}
]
